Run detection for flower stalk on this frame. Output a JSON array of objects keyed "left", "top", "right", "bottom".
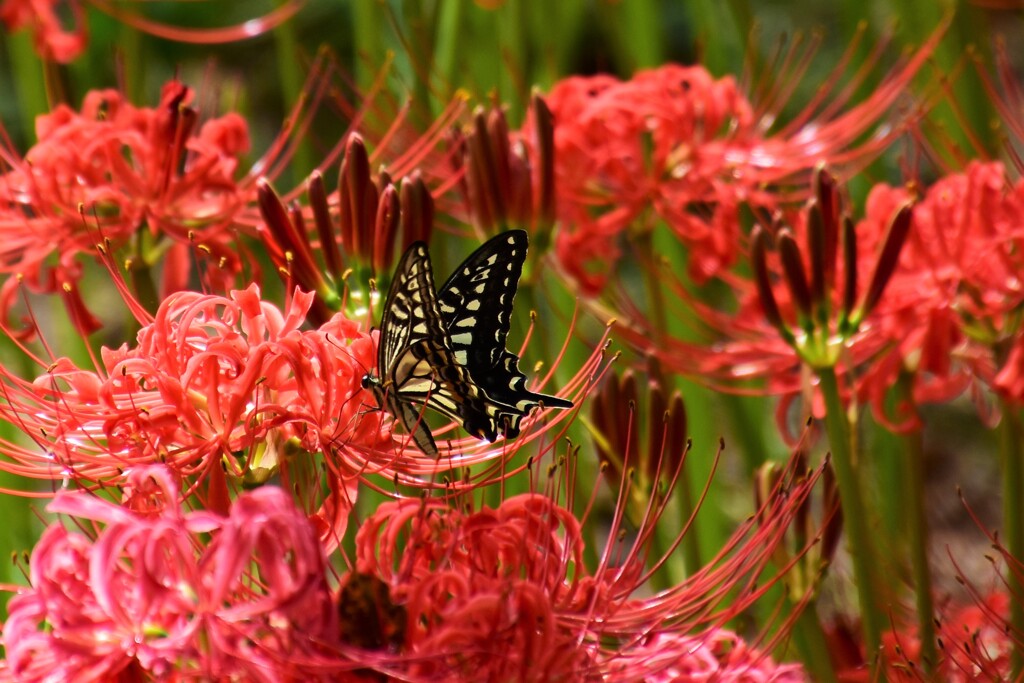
[
  {"left": 895, "top": 371, "right": 938, "bottom": 675},
  {"left": 818, "top": 367, "right": 885, "bottom": 671},
  {"left": 998, "top": 400, "right": 1024, "bottom": 678},
  {"left": 756, "top": 453, "right": 842, "bottom": 682},
  {"left": 749, "top": 168, "right": 918, "bottom": 678}
]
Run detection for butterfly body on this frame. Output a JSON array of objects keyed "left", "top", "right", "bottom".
[{"left": 363, "top": 230, "right": 572, "bottom": 455}]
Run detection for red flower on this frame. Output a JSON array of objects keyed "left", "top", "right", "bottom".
[
  {"left": 3, "top": 466, "right": 337, "bottom": 681},
  {"left": 0, "top": 0, "right": 86, "bottom": 62},
  {"left": 0, "top": 81, "right": 250, "bottom": 330},
  {"left": 875, "top": 592, "right": 1013, "bottom": 681},
  {"left": 0, "top": 281, "right": 593, "bottom": 546},
  {"left": 535, "top": 65, "right": 758, "bottom": 292},
  {"left": 528, "top": 29, "right": 940, "bottom": 295},
  {"left": 856, "top": 161, "right": 1024, "bottom": 421},
  {"left": 608, "top": 629, "right": 807, "bottom": 682},
  {"left": 354, "top": 495, "right": 602, "bottom": 679},
  {"left": 636, "top": 169, "right": 916, "bottom": 439},
  {"left": 343, "top": 449, "right": 823, "bottom": 680},
  {"left": 0, "top": 285, "right": 392, "bottom": 546}
]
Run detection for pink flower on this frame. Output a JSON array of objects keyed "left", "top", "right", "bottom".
[
  {"left": 3, "top": 466, "right": 337, "bottom": 681},
  {"left": 609, "top": 630, "right": 807, "bottom": 682}
]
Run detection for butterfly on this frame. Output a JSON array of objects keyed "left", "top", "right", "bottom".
[{"left": 362, "top": 230, "right": 573, "bottom": 456}]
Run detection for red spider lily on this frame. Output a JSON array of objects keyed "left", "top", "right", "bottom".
[
  {"left": 2, "top": 443, "right": 820, "bottom": 681},
  {"left": 0, "top": 285, "right": 385, "bottom": 475},
  {"left": 2, "top": 466, "right": 337, "bottom": 681},
  {"left": 256, "top": 134, "right": 435, "bottom": 326},
  {"left": 0, "top": 59, "right": 410, "bottom": 333},
  {"left": 531, "top": 65, "right": 758, "bottom": 293},
  {"left": 0, "top": 81, "right": 251, "bottom": 331},
  {"left": 905, "top": 162, "right": 1024, "bottom": 399},
  {"left": 0, "top": 284, "right": 596, "bottom": 514},
  {"left": 611, "top": 168, "right": 914, "bottom": 439},
  {"left": 0, "top": 285, "right": 391, "bottom": 546},
  {"left": 337, "top": 445, "right": 825, "bottom": 680},
  {"left": 0, "top": 0, "right": 304, "bottom": 63},
  {"left": 869, "top": 490, "right": 1024, "bottom": 681},
  {"left": 680, "top": 160, "right": 1024, "bottom": 432},
  {"left": 869, "top": 592, "right": 1015, "bottom": 682},
  {"left": 524, "top": 27, "right": 941, "bottom": 294},
  {"left": 854, "top": 161, "right": 1024, "bottom": 423},
  {"left": 605, "top": 630, "right": 807, "bottom": 682},
  {"left": 445, "top": 94, "right": 557, "bottom": 240}
]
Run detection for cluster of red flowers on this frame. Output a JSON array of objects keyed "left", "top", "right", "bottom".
[
  {"left": 864, "top": 161, "right": 1024, "bottom": 413},
  {"left": 878, "top": 592, "right": 1013, "bottom": 681},
  {"left": 527, "top": 31, "right": 938, "bottom": 295},
  {"left": 0, "top": 81, "right": 251, "bottom": 332},
  {"left": 692, "top": 160, "right": 1024, "bottom": 432},
  {"left": 5, "top": 462, "right": 818, "bottom": 681},
  {"left": 1, "top": 5, "right": 1021, "bottom": 681},
  {"left": 532, "top": 65, "right": 759, "bottom": 292}
]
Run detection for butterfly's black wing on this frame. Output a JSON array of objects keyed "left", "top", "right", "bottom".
[
  {"left": 366, "top": 241, "right": 513, "bottom": 455},
  {"left": 437, "top": 230, "right": 573, "bottom": 439},
  {"left": 437, "top": 230, "right": 526, "bottom": 371}
]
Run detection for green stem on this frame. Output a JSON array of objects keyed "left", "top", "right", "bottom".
[
  {"left": 433, "top": 0, "right": 463, "bottom": 111},
  {"left": 352, "top": 0, "right": 386, "bottom": 95},
  {"left": 999, "top": 401, "right": 1024, "bottom": 679},
  {"left": 790, "top": 597, "right": 838, "bottom": 683},
  {"left": 895, "top": 374, "right": 937, "bottom": 675},
  {"left": 817, "top": 367, "right": 885, "bottom": 676},
  {"left": 7, "top": 30, "right": 49, "bottom": 141},
  {"left": 273, "top": 0, "right": 310, "bottom": 184}
]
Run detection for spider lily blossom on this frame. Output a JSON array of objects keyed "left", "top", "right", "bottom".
[
  {"left": 0, "top": 81, "right": 251, "bottom": 330},
  {"left": 633, "top": 168, "right": 914, "bottom": 438},
  {"left": 344, "top": 447, "right": 824, "bottom": 681},
  {"left": 1, "top": 444, "right": 820, "bottom": 681},
  {"left": 523, "top": 26, "right": 940, "bottom": 294},
  {"left": 0, "top": 285, "right": 392, "bottom": 547},
  {"left": 0, "top": 281, "right": 597, "bottom": 518},
  {"left": 2, "top": 466, "right": 337, "bottom": 681},
  {"left": 256, "top": 134, "right": 435, "bottom": 326},
  {"left": 446, "top": 93, "right": 557, "bottom": 239}
]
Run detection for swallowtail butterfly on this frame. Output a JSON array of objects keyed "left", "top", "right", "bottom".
[{"left": 362, "top": 230, "right": 573, "bottom": 455}]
